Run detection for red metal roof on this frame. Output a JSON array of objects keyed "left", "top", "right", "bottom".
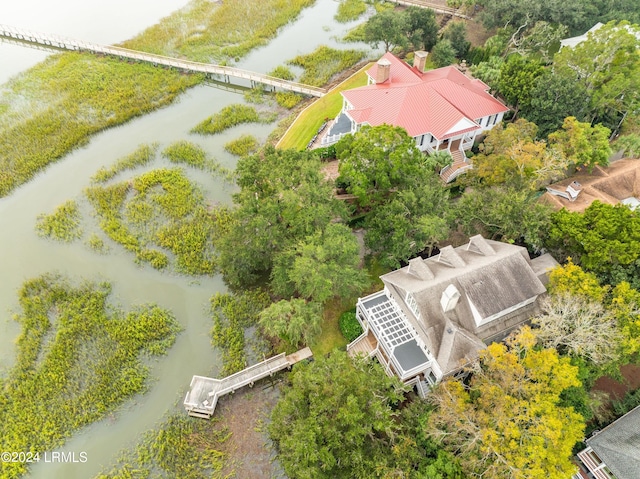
[{"left": 343, "top": 53, "right": 509, "bottom": 140}]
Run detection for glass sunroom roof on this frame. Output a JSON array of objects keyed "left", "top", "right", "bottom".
[{"left": 361, "top": 293, "right": 429, "bottom": 375}]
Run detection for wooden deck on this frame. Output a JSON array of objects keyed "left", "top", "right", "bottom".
[
  {"left": 184, "top": 347, "right": 313, "bottom": 419},
  {"left": 0, "top": 24, "right": 327, "bottom": 97}
]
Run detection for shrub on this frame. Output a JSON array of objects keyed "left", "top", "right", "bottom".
[{"left": 339, "top": 310, "right": 362, "bottom": 341}]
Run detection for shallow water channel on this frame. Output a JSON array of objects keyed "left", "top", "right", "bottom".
[{"left": 0, "top": 0, "right": 372, "bottom": 477}]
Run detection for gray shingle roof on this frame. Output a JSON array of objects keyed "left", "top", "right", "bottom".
[{"left": 587, "top": 405, "right": 640, "bottom": 479}]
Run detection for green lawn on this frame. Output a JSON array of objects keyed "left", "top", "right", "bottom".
[{"left": 277, "top": 63, "right": 372, "bottom": 151}]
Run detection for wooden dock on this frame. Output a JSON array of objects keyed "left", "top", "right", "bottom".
[
  {"left": 0, "top": 24, "right": 327, "bottom": 97},
  {"left": 385, "top": 0, "right": 471, "bottom": 19},
  {"left": 184, "top": 347, "right": 313, "bottom": 419}
]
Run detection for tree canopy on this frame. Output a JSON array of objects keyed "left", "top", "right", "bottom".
[
  {"left": 364, "top": 6, "right": 439, "bottom": 53},
  {"left": 428, "top": 327, "right": 585, "bottom": 479},
  {"left": 547, "top": 116, "right": 611, "bottom": 170}
]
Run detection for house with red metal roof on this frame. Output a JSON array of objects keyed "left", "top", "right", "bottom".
[{"left": 322, "top": 52, "right": 509, "bottom": 182}]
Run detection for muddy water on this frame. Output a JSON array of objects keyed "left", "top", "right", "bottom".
[{"left": 0, "top": 1, "right": 372, "bottom": 477}]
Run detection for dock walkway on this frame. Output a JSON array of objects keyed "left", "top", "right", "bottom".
[
  {"left": 0, "top": 24, "right": 327, "bottom": 97},
  {"left": 184, "top": 347, "right": 313, "bottom": 419},
  {"left": 386, "top": 0, "right": 471, "bottom": 19}
]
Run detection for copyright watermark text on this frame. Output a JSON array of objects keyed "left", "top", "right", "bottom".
[{"left": 1, "top": 451, "right": 88, "bottom": 463}]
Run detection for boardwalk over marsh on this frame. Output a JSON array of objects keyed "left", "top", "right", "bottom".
[
  {"left": 184, "top": 347, "right": 313, "bottom": 419},
  {"left": 385, "top": 0, "right": 472, "bottom": 19},
  {"left": 0, "top": 24, "right": 327, "bottom": 97}
]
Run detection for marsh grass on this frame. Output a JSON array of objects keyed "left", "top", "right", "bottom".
[
  {"left": 0, "top": 0, "right": 316, "bottom": 198},
  {"left": 96, "top": 414, "right": 230, "bottom": 479},
  {"left": 35, "top": 200, "right": 83, "bottom": 242},
  {"left": 342, "top": 22, "right": 367, "bottom": 42},
  {"left": 122, "top": 0, "right": 316, "bottom": 63},
  {"left": 86, "top": 233, "right": 109, "bottom": 253},
  {"left": 92, "top": 143, "right": 158, "bottom": 183},
  {"left": 0, "top": 274, "right": 181, "bottom": 479},
  {"left": 335, "top": 0, "right": 367, "bottom": 22},
  {"left": 224, "top": 135, "right": 259, "bottom": 156},
  {"left": 287, "top": 46, "right": 365, "bottom": 87},
  {"left": 275, "top": 91, "right": 304, "bottom": 109},
  {"left": 191, "top": 104, "right": 277, "bottom": 135},
  {"left": 268, "top": 65, "right": 296, "bottom": 81},
  {"left": 86, "top": 168, "right": 218, "bottom": 274}
]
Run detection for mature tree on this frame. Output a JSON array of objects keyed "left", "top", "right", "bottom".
[
  {"left": 270, "top": 223, "right": 368, "bottom": 303},
  {"left": 365, "top": 187, "right": 450, "bottom": 268},
  {"left": 521, "top": 71, "right": 591, "bottom": 138},
  {"left": 258, "top": 298, "right": 322, "bottom": 347},
  {"left": 553, "top": 21, "right": 640, "bottom": 130},
  {"left": 428, "top": 327, "right": 585, "bottom": 479},
  {"left": 336, "top": 124, "right": 425, "bottom": 208},
  {"left": 430, "top": 39, "right": 457, "bottom": 67},
  {"left": 507, "top": 21, "right": 568, "bottom": 62},
  {"left": 610, "top": 282, "right": 640, "bottom": 358},
  {"left": 452, "top": 186, "right": 554, "bottom": 250},
  {"left": 469, "top": 55, "right": 504, "bottom": 90},
  {"left": 547, "top": 260, "right": 607, "bottom": 301},
  {"left": 546, "top": 201, "right": 640, "bottom": 288},
  {"left": 364, "top": 9, "right": 407, "bottom": 52},
  {"left": 215, "top": 147, "right": 346, "bottom": 289},
  {"left": 533, "top": 292, "right": 621, "bottom": 365},
  {"left": 404, "top": 6, "right": 439, "bottom": 52},
  {"left": 470, "top": 119, "right": 569, "bottom": 189},
  {"left": 498, "top": 54, "right": 545, "bottom": 114},
  {"left": 615, "top": 133, "right": 640, "bottom": 158},
  {"left": 478, "top": 0, "right": 592, "bottom": 35},
  {"left": 442, "top": 21, "right": 470, "bottom": 58},
  {"left": 270, "top": 351, "right": 463, "bottom": 478},
  {"left": 548, "top": 116, "right": 611, "bottom": 170}
]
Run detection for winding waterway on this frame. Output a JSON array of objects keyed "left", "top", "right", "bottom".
[{"left": 0, "top": 1, "right": 373, "bottom": 477}]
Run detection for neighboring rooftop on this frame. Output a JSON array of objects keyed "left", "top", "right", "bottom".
[
  {"left": 586, "top": 405, "right": 640, "bottom": 479},
  {"left": 560, "top": 22, "right": 604, "bottom": 49}
]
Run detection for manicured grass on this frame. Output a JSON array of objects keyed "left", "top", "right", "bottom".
[
  {"left": 0, "top": 274, "right": 180, "bottom": 479},
  {"left": 311, "top": 297, "right": 352, "bottom": 356},
  {"left": 277, "top": 63, "right": 371, "bottom": 151}
]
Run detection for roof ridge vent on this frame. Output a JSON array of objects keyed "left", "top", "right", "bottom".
[
  {"left": 438, "top": 245, "right": 466, "bottom": 268},
  {"left": 466, "top": 235, "right": 496, "bottom": 256},
  {"left": 407, "top": 257, "right": 434, "bottom": 280}
]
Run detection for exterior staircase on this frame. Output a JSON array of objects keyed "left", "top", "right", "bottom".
[{"left": 440, "top": 149, "right": 471, "bottom": 183}]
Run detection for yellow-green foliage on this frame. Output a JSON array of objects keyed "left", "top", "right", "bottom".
[
  {"left": 162, "top": 140, "right": 228, "bottom": 176},
  {"left": 0, "top": 53, "right": 200, "bottom": 198},
  {"left": 224, "top": 134, "right": 259, "bottom": 156},
  {"left": 96, "top": 415, "right": 230, "bottom": 479},
  {"left": 192, "top": 104, "right": 276, "bottom": 135},
  {"left": 92, "top": 143, "right": 158, "bottom": 183},
  {"left": 275, "top": 91, "right": 304, "bottom": 109},
  {"left": 335, "top": 0, "right": 367, "bottom": 22},
  {"left": 86, "top": 168, "right": 218, "bottom": 274},
  {"left": 343, "top": 22, "right": 367, "bottom": 42},
  {"left": 35, "top": 200, "right": 83, "bottom": 242},
  {"left": 269, "top": 65, "right": 296, "bottom": 81},
  {"left": 0, "top": 274, "right": 181, "bottom": 479},
  {"left": 86, "top": 233, "right": 109, "bottom": 253},
  {"left": 122, "top": 0, "right": 316, "bottom": 62},
  {"left": 287, "top": 46, "right": 365, "bottom": 86}
]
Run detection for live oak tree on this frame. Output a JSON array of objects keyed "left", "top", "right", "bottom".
[
  {"left": 427, "top": 327, "right": 585, "bottom": 479},
  {"left": 497, "top": 54, "right": 544, "bottom": 115},
  {"left": 270, "top": 223, "right": 368, "bottom": 303},
  {"left": 363, "top": 9, "right": 407, "bottom": 52},
  {"left": 269, "top": 351, "right": 464, "bottom": 479},
  {"left": 430, "top": 39, "right": 457, "bottom": 68},
  {"left": 404, "top": 6, "right": 439, "bottom": 52}
]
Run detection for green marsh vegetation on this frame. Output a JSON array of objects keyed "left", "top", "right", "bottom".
[
  {"left": 96, "top": 414, "right": 230, "bottom": 479},
  {"left": 0, "top": 0, "right": 317, "bottom": 198},
  {"left": 92, "top": 143, "right": 158, "bottom": 183},
  {"left": 0, "top": 274, "right": 180, "bottom": 479},
  {"left": 275, "top": 91, "right": 304, "bottom": 109},
  {"left": 287, "top": 45, "right": 366, "bottom": 86},
  {"left": 191, "top": 104, "right": 277, "bottom": 135},
  {"left": 86, "top": 167, "right": 219, "bottom": 274},
  {"left": 224, "top": 134, "right": 259, "bottom": 156},
  {"left": 35, "top": 200, "right": 83, "bottom": 242},
  {"left": 162, "top": 140, "right": 231, "bottom": 178},
  {"left": 335, "top": 0, "right": 368, "bottom": 23},
  {"left": 122, "top": 0, "right": 316, "bottom": 63}
]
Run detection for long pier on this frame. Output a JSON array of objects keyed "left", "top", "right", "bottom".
[
  {"left": 0, "top": 24, "right": 327, "bottom": 97},
  {"left": 386, "top": 0, "right": 472, "bottom": 19},
  {"left": 184, "top": 347, "right": 313, "bottom": 419}
]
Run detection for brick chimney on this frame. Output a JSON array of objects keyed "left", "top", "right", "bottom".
[
  {"left": 375, "top": 58, "right": 391, "bottom": 84},
  {"left": 414, "top": 51, "right": 428, "bottom": 73}
]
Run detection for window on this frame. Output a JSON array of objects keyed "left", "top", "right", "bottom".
[
  {"left": 492, "top": 114, "right": 498, "bottom": 125},
  {"left": 405, "top": 292, "right": 421, "bottom": 319}
]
